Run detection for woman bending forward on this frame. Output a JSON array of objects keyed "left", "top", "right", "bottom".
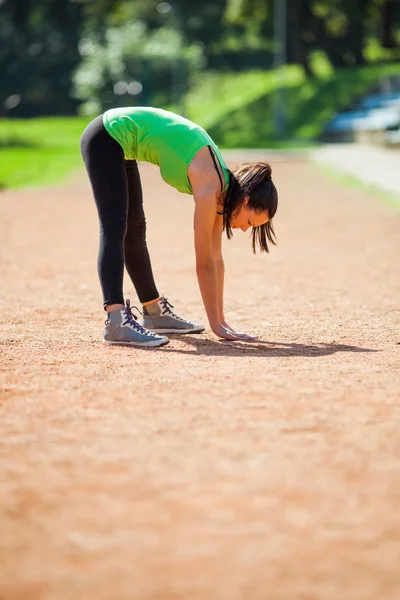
[{"left": 80, "top": 106, "right": 278, "bottom": 348}]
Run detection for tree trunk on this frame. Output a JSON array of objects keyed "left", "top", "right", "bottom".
[
  {"left": 343, "top": 0, "right": 367, "bottom": 65},
  {"left": 287, "top": 0, "right": 313, "bottom": 76},
  {"left": 382, "top": 0, "right": 398, "bottom": 48}
]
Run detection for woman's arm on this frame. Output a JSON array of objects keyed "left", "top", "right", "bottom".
[
  {"left": 189, "top": 147, "right": 255, "bottom": 340},
  {"left": 189, "top": 149, "right": 224, "bottom": 332},
  {"left": 193, "top": 187, "right": 221, "bottom": 332},
  {"left": 212, "top": 214, "right": 225, "bottom": 323}
]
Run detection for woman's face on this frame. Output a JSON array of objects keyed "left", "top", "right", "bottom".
[{"left": 230, "top": 198, "right": 269, "bottom": 232}]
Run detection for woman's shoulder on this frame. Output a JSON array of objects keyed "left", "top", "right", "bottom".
[{"left": 188, "top": 146, "right": 226, "bottom": 197}]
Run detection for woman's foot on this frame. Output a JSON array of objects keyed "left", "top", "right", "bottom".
[
  {"left": 104, "top": 300, "right": 169, "bottom": 347},
  {"left": 142, "top": 296, "right": 205, "bottom": 334}
]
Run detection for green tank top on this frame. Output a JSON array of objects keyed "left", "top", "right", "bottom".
[{"left": 103, "top": 107, "right": 230, "bottom": 195}]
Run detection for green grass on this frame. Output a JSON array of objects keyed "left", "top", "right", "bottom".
[
  {"left": 0, "top": 117, "right": 91, "bottom": 189},
  {"left": 185, "top": 67, "right": 304, "bottom": 131},
  {"left": 186, "top": 62, "right": 400, "bottom": 147},
  {"left": 1, "top": 61, "right": 399, "bottom": 189}
]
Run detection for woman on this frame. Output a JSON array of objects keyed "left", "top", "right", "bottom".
[{"left": 80, "top": 106, "right": 278, "bottom": 348}]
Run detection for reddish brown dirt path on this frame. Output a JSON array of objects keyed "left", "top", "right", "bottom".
[{"left": 1, "top": 156, "right": 400, "bottom": 600}]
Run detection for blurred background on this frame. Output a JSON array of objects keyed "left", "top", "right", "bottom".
[{"left": 0, "top": 0, "right": 399, "bottom": 188}]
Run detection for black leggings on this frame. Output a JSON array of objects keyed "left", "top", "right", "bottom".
[{"left": 80, "top": 115, "right": 159, "bottom": 308}]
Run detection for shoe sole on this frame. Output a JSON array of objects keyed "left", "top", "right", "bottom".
[
  {"left": 103, "top": 338, "right": 169, "bottom": 348},
  {"left": 146, "top": 326, "right": 205, "bottom": 334}
]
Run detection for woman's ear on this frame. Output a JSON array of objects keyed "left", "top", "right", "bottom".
[{"left": 243, "top": 195, "right": 250, "bottom": 208}]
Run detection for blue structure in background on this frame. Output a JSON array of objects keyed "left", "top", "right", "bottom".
[{"left": 323, "top": 77, "right": 400, "bottom": 145}]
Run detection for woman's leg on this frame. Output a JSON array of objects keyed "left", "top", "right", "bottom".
[
  {"left": 124, "top": 160, "right": 160, "bottom": 304},
  {"left": 80, "top": 116, "right": 128, "bottom": 309},
  {"left": 123, "top": 161, "right": 205, "bottom": 333}
]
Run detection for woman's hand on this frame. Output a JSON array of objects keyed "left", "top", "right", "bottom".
[
  {"left": 212, "top": 322, "right": 258, "bottom": 341},
  {"left": 211, "top": 324, "right": 242, "bottom": 340},
  {"left": 221, "top": 321, "right": 258, "bottom": 340}
]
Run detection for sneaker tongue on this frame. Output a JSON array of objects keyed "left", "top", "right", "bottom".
[{"left": 144, "top": 301, "right": 162, "bottom": 316}]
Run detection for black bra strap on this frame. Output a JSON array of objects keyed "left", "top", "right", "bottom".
[{"left": 208, "top": 146, "right": 224, "bottom": 193}]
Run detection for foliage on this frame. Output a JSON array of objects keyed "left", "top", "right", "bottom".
[
  {"left": 225, "top": 0, "right": 400, "bottom": 73},
  {"left": 0, "top": 0, "right": 84, "bottom": 116},
  {"left": 0, "top": 0, "right": 399, "bottom": 117},
  {"left": 73, "top": 20, "right": 204, "bottom": 115}
]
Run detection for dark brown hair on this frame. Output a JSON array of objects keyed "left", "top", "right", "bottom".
[{"left": 219, "top": 161, "right": 278, "bottom": 253}]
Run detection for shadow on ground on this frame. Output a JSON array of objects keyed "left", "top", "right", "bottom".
[{"left": 118, "top": 337, "right": 379, "bottom": 358}]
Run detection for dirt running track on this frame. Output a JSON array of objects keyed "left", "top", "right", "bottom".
[{"left": 1, "top": 154, "right": 400, "bottom": 600}]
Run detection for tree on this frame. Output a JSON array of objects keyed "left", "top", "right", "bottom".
[
  {"left": 225, "top": 0, "right": 399, "bottom": 74},
  {"left": 0, "top": 0, "right": 84, "bottom": 116},
  {"left": 73, "top": 20, "right": 204, "bottom": 114},
  {"left": 1, "top": 0, "right": 398, "bottom": 117}
]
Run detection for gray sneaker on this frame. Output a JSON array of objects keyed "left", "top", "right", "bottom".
[
  {"left": 104, "top": 300, "right": 169, "bottom": 347},
  {"left": 142, "top": 297, "right": 205, "bottom": 334}
]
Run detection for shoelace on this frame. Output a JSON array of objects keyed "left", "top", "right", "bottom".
[
  {"left": 122, "top": 299, "right": 157, "bottom": 336},
  {"left": 159, "top": 297, "right": 186, "bottom": 322}
]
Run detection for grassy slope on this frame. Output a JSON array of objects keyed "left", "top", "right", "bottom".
[
  {"left": 186, "top": 63, "right": 400, "bottom": 147},
  {"left": 0, "top": 117, "right": 91, "bottom": 189}
]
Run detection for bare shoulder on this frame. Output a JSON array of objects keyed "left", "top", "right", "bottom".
[{"left": 188, "top": 146, "right": 222, "bottom": 199}]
